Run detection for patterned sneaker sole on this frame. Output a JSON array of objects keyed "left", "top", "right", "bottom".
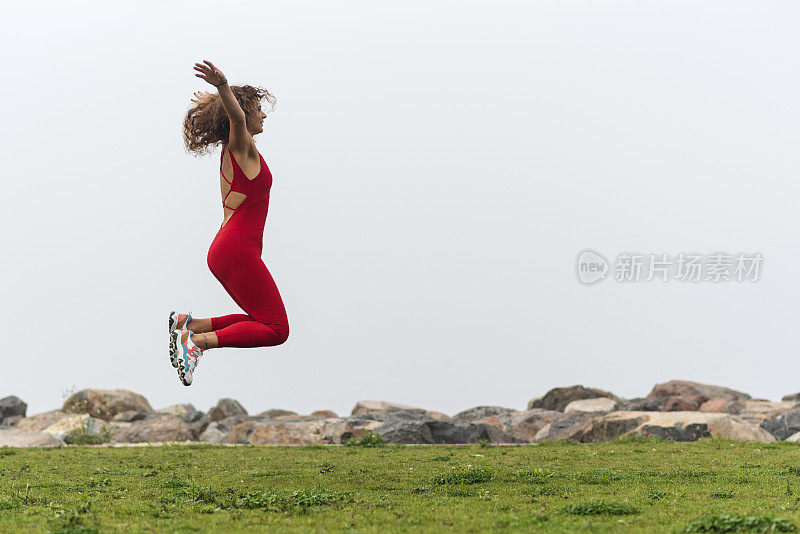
[
  {"left": 177, "top": 358, "right": 192, "bottom": 386},
  {"left": 168, "top": 311, "right": 181, "bottom": 368}
]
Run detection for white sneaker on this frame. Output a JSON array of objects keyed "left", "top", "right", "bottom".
[
  {"left": 168, "top": 311, "right": 192, "bottom": 368},
  {"left": 176, "top": 329, "right": 203, "bottom": 386}
]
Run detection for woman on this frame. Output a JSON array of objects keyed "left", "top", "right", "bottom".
[{"left": 170, "top": 60, "right": 290, "bottom": 386}]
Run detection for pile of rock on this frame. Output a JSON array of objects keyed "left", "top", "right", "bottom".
[{"left": 1, "top": 380, "right": 799, "bottom": 447}]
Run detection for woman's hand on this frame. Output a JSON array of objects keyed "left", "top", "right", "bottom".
[
  {"left": 193, "top": 60, "right": 228, "bottom": 87},
  {"left": 191, "top": 90, "right": 212, "bottom": 104}
]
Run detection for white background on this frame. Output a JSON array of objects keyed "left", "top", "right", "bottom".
[{"left": 1, "top": 0, "right": 798, "bottom": 417}]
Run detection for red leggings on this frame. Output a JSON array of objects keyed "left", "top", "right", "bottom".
[{"left": 207, "top": 231, "right": 290, "bottom": 348}]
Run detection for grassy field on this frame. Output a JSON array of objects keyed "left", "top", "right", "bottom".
[{"left": 1, "top": 436, "right": 800, "bottom": 533}]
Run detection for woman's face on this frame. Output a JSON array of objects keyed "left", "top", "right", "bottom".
[{"left": 249, "top": 103, "right": 267, "bottom": 135}]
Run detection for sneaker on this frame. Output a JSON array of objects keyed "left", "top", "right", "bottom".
[
  {"left": 176, "top": 330, "right": 203, "bottom": 386},
  {"left": 168, "top": 311, "right": 192, "bottom": 368}
]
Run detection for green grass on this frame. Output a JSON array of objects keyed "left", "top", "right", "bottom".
[{"left": 0, "top": 438, "right": 799, "bottom": 532}]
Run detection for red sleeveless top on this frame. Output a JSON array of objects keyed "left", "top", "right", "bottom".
[{"left": 217, "top": 147, "right": 273, "bottom": 250}]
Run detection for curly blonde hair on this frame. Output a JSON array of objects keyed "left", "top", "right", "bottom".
[{"left": 182, "top": 85, "right": 276, "bottom": 156}]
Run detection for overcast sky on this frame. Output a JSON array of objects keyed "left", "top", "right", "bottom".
[{"left": 2, "top": 0, "right": 799, "bottom": 418}]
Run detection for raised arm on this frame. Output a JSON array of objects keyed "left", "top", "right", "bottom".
[{"left": 193, "top": 60, "right": 254, "bottom": 154}]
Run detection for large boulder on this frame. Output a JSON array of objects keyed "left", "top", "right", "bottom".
[
  {"left": 646, "top": 380, "right": 750, "bottom": 406},
  {"left": 16, "top": 410, "right": 72, "bottom": 431},
  {"left": 231, "top": 416, "right": 382, "bottom": 445},
  {"left": 528, "top": 386, "right": 622, "bottom": 412},
  {"left": 62, "top": 389, "right": 153, "bottom": 420},
  {"left": 564, "top": 398, "right": 618, "bottom": 414},
  {"left": 533, "top": 413, "right": 596, "bottom": 442},
  {"left": 0, "top": 396, "right": 27, "bottom": 423},
  {"left": 42, "top": 414, "right": 103, "bottom": 442},
  {"left": 451, "top": 406, "right": 518, "bottom": 425},
  {"left": 504, "top": 409, "right": 568, "bottom": 442},
  {"left": 375, "top": 419, "right": 517, "bottom": 444},
  {"left": 257, "top": 409, "right": 297, "bottom": 419},
  {"left": 782, "top": 392, "right": 800, "bottom": 402},
  {"left": 615, "top": 397, "right": 668, "bottom": 412},
  {"left": 156, "top": 404, "right": 205, "bottom": 423},
  {"left": 111, "top": 413, "right": 194, "bottom": 443},
  {"left": 351, "top": 400, "right": 426, "bottom": 416},
  {"left": 760, "top": 408, "right": 800, "bottom": 440},
  {"left": 581, "top": 411, "right": 774, "bottom": 443},
  {"left": 208, "top": 399, "right": 247, "bottom": 421},
  {"left": 199, "top": 415, "right": 249, "bottom": 444},
  {"left": 730, "top": 400, "right": 798, "bottom": 425},
  {"left": 0, "top": 429, "right": 64, "bottom": 447},
  {"left": 311, "top": 410, "right": 338, "bottom": 418}
]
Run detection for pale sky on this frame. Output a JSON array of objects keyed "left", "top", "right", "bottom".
[{"left": 2, "top": 0, "right": 799, "bottom": 418}]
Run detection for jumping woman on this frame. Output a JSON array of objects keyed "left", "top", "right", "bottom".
[{"left": 170, "top": 60, "right": 290, "bottom": 386}]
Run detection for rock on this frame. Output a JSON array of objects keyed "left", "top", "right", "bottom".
[
  {"left": 231, "top": 416, "right": 382, "bottom": 445},
  {"left": 0, "top": 429, "right": 64, "bottom": 447},
  {"left": 564, "top": 398, "right": 617, "bottom": 414},
  {"left": 62, "top": 389, "right": 153, "bottom": 420},
  {"left": 533, "top": 413, "right": 596, "bottom": 442},
  {"left": 528, "top": 386, "right": 622, "bottom": 412},
  {"left": 698, "top": 397, "right": 740, "bottom": 413},
  {"left": 208, "top": 399, "right": 248, "bottom": 421},
  {"left": 156, "top": 404, "right": 204, "bottom": 423},
  {"left": 0, "top": 416, "right": 22, "bottom": 428},
  {"left": 782, "top": 392, "right": 800, "bottom": 402},
  {"left": 0, "top": 396, "right": 27, "bottom": 423},
  {"left": 199, "top": 415, "right": 248, "bottom": 444},
  {"left": 664, "top": 396, "right": 700, "bottom": 411},
  {"left": 15, "top": 410, "right": 72, "bottom": 431},
  {"left": 375, "top": 419, "right": 517, "bottom": 444},
  {"left": 504, "top": 409, "right": 568, "bottom": 442},
  {"left": 43, "top": 414, "right": 101, "bottom": 441},
  {"left": 646, "top": 380, "right": 750, "bottom": 406},
  {"left": 451, "top": 406, "right": 518, "bottom": 425},
  {"left": 375, "top": 419, "right": 434, "bottom": 444},
  {"left": 734, "top": 400, "right": 798, "bottom": 425},
  {"left": 257, "top": 409, "right": 297, "bottom": 419},
  {"left": 760, "top": 408, "right": 800, "bottom": 440},
  {"left": 351, "top": 400, "right": 427, "bottom": 416},
  {"left": 111, "top": 413, "right": 194, "bottom": 443},
  {"left": 615, "top": 397, "right": 668, "bottom": 411},
  {"left": 310, "top": 410, "right": 338, "bottom": 418},
  {"left": 112, "top": 411, "right": 147, "bottom": 422},
  {"left": 582, "top": 411, "right": 774, "bottom": 443},
  {"left": 787, "top": 430, "right": 800, "bottom": 442}
]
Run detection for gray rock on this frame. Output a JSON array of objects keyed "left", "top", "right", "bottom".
[
  {"left": 15, "top": 410, "right": 71, "bottom": 431},
  {"left": 0, "top": 429, "right": 65, "bottom": 447},
  {"left": 199, "top": 415, "right": 248, "bottom": 444},
  {"left": 533, "top": 412, "right": 596, "bottom": 442},
  {"left": 230, "top": 416, "right": 381, "bottom": 445},
  {"left": 583, "top": 411, "right": 774, "bottom": 443},
  {"left": 0, "top": 416, "right": 22, "bottom": 428},
  {"left": 646, "top": 380, "right": 750, "bottom": 406},
  {"left": 111, "top": 413, "right": 194, "bottom": 443},
  {"left": 351, "top": 400, "right": 428, "bottom": 417},
  {"left": 528, "top": 385, "right": 623, "bottom": 412},
  {"left": 451, "top": 406, "right": 518, "bottom": 425},
  {"left": 62, "top": 389, "right": 153, "bottom": 420},
  {"left": 156, "top": 404, "right": 205, "bottom": 423},
  {"left": 112, "top": 410, "right": 147, "bottom": 422},
  {"left": 375, "top": 419, "right": 517, "bottom": 444},
  {"left": 311, "top": 410, "right": 338, "bottom": 418},
  {"left": 504, "top": 409, "right": 568, "bottom": 442},
  {"left": 0, "top": 396, "right": 27, "bottom": 423},
  {"left": 256, "top": 409, "right": 297, "bottom": 419},
  {"left": 208, "top": 399, "right": 248, "bottom": 421},
  {"left": 615, "top": 397, "right": 668, "bottom": 411},
  {"left": 564, "top": 398, "right": 618, "bottom": 414},
  {"left": 760, "top": 408, "right": 800, "bottom": 440}
]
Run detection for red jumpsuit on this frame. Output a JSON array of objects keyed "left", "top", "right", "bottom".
[{"left": 205, "top": 147, "right": 289, "bottom": 347}]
